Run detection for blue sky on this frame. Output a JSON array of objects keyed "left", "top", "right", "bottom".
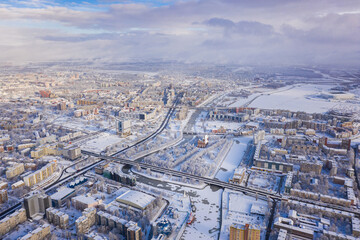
[{"left": 0, "top": 0, "right": 359, "bottom": 66}]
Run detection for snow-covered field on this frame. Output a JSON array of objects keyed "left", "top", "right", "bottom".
[
  {"left": 52, "top": 115, "right": 111, "bottom": 133},
  {"left": 192, "top": 111, "right": 209, "bottom": 133},
  {"left": 247, "top": 84, "right": 359, "bottom": 113},
  {"left": 219, "top": 190, "right": 268, "bottom": 240},
  {"left": 247, "top": 171, "right": 280, "bottom": 194},
  {"left": 228, "top": 93, "right": 262, "bottom": 107},
  {"left": 79, "top": 132, "right": 124, "bottom": 153},
  {"left": 215, "top": 137, "right": 251, "bottom": 182},
  {"left": 205, "top": 121, "right": 242, "bottom": 132},
  {"left": 181, "top": 186, "right": 223, "bottom": 240}
]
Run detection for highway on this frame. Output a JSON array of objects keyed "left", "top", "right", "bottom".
[
  {"left": 82, "top": 150, "right": 360, "bottom": 217},
  {"left": 83, "top": 150, "right": 282, "bottom": 200}
]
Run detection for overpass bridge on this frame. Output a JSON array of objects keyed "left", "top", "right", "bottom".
[{"left": 82, "top": 150, "right": 360, "bottom": 218}]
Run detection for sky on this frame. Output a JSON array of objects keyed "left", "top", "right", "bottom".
[{"left": 0, "top": 0, "right": 359, "bottom": 66}]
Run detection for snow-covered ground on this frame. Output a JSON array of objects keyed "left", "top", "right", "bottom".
[
  {"left": 215, "top": 137, "right": 251, "bottom": 182},
  {"left": 247, "top": 84, "right": 359, "bottom": 113},
  {"left": 192, "top": 111, "right": 208, "bottom": 133},
  {"left": 79, "top": 132, "right": 124, "bottom": 153},
  {"left": 204, "top": 121, "right": 242, "bottom": 132},
  {"left": 247, "top": 171, "right": 280, "bottom": 194},
  {"left": 52, "top": 115, "right": 111, "bottom": 133},
  {"left": 219, "top": 190, "right": 268, "bottom": 240},
  {"left": 181, "top": 186, "right": 223, "bottom": 240},
  {"left": 228, "top": 93, "right": 262, "bottom": 107}
]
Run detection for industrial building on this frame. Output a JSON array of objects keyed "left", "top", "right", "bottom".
[
  {"left": 50, "top": 187, "right": 76, "bottom": 208},
  {"left": 116, "top": 189, "right": 155, "bottom": 211}
]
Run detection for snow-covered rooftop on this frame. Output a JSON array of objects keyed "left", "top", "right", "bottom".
[{"left": 116, "top": 190, "right": 155, "bottom": 210}]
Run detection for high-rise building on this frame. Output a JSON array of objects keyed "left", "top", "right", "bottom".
[
  {"left": 116, "top": 120, "right": 131, "bottom": 137},
  {"left": 23, "top": 191, "right": 51, "bottom": 219},
  {"left": 229, "top": 224, "right": 261, "bottom": 240}
]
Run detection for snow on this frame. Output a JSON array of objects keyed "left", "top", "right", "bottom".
[
  {"left": 215, "top": 137, "right": 251, "bottom": 182},
  {"left": 228, "top": 93, "right": 262, "bottom": 107},
  {"left": 80, "top": 132, "right": 123, "bottom": 153},
  {"left": 52, "top": 115, "right": 109, "bottom": 133},
  {"left": 247, "top": 84, "right": 359, "bottom": 113},
  {"left": 181, "top": 186, "right": 223, "bottom": 240},
  {"left": 219, "top": 190, "right": 268, "bottom": 240},
  {"left": 116, "top": 189, "right": 155, "bottom": 210},
  {"left": 205, "top": 121, "right": 242, "bottom": 132}
]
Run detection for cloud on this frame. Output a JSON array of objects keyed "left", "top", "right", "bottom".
[
  {"left": 204, "top": 17, "right": 275, "bottom": 36},
  {"left": 0, "top": 0, "right": 359, "bottom": 66}
]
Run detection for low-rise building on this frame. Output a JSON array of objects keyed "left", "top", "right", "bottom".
[
  {"left": 0, "top": 208, "right": 27, "bottom": 236},
  {"left": 229, "top": 167, "right": 246, "bottom": 184},
  {"left": 19, "top": 224, "right": 50, "bottom": 240},
  {"left": 6, "top": 163, "right": 25, "bottom": 179},
  {"left": 0, "top": 190, "right": 8, "bottom": 204},
  {"left": 253, "top": 159, "right": 293, "bottom": 173},
  {"left": 23, "top": 160, "right": 57, "bottom": 187},
  {"left": 72, "top": 195, "right": 102, "bottom": 211},
  {"left": 76, "top": 207, "right": 97, "bottom": 234},
  {"left": 229, "top": 223, "right": 260, "bottom": 240},
  {"left": 11, "top": 180, "right": 25, "bottom": 189},
  {"left": 50, "top": 187, "right": 76, "bottom": 208},
  {"left": 46, "top": 207, "right": 69, "bottom": 229}
]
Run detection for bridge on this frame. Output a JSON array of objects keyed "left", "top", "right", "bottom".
[{"left": 82, "top": 150, "right": 360, "bottom": 217}]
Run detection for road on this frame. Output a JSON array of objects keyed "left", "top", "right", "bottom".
[
  {"left": 0, "top": 93, "right": 183, "bottom": 221},
  {"left": 83, "top": 150, "right": 282, "bottom": 200},
  {"left": 82, "top": 150, "right": 360, "bottom": 218},
  {"left": 110, "top": 93, "right": 182, "bottom": 157}
]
